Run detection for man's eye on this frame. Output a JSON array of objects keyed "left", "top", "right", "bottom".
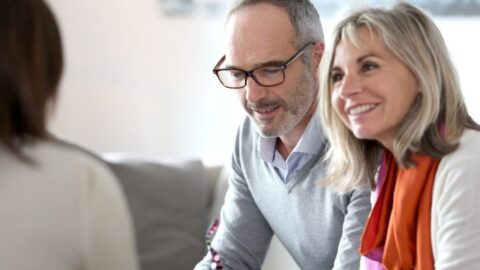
[
  {"left": 260, "top": 67, "right": 282, "bottom": 76},
  {"left": 229, "top": 70, "right": 245, "bottom": 79}
]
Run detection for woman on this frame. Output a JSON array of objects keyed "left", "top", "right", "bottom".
[
  {"left": 0, "top": 0, "right": 139, "bottom": 269},
  {"left": 319, "top": 2, "right": 480, "bottom": 269}
]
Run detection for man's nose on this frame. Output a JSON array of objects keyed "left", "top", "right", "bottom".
[{"left": 244, "top": 76, "right": 268, "bottom": 103}]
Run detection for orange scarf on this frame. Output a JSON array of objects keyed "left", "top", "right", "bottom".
[{"left": 360, "top": 151, "right": 440, "bottom": 270}]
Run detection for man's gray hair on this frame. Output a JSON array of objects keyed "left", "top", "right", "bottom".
[{"left": 227, "top": 0, "right": 324, "bottom": 48}]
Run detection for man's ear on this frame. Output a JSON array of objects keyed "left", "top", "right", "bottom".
[{"left": 311, "top": 41, "right": 325, "bottom": 80}]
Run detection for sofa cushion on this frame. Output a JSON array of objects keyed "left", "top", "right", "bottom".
[{"left": 103, "top": 154, "right": 210, "bottom": 270}]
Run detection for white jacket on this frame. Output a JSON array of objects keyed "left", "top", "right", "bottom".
[{"left": 432, "top": 129, "right": 480, "bottom": 269}]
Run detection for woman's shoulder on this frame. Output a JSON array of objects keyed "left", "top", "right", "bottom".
[
  {"left": 435, "top": 129, "right": 480, "bottom": 186},
  {"left": 431, "top": 130, "right": 480, "bottom": 267},
  {"left": 23, "top": 139, "right": 115, "bottom": 180},
  {"left": 446, "top": 129, "right": 480, "bottom": 161},
  {"left": 459, "top": 128, "right": 480, "bottom": 146}
]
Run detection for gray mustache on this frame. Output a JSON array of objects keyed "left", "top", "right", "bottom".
[{"left": 247, "top": 100, "right": 283, "bottom": 110}]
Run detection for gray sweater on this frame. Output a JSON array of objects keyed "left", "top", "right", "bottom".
[{"left": 196, "top": 116, "right": 371, "bottom": 270}]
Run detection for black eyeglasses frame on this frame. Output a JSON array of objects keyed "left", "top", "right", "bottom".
[{"left": 212, "top": 42, "right": 315, "bottom": 89}]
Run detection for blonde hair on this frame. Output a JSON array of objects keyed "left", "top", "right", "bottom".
[{"left": 319, "top": 2, "right": 480, "bottom": 192}]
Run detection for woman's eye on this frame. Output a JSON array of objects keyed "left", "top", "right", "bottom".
[
  {"left": 331, "top": 72, "right": 344, "bottom": 83},
  {"left": 362, "top": 62, "right": 378, "bottom": 72}
]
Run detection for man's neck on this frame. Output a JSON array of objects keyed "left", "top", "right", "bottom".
[{"left": 276, "top": 103, "right": 317, "bottom": 159}]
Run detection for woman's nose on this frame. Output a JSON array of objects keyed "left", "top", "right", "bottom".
[{"left": 338, "top": 73, "right": 362, "bottom": 99}]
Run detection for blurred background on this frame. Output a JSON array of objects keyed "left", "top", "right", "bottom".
[{"left": 47, "top": 0, "right": 480, "bottom": 161}]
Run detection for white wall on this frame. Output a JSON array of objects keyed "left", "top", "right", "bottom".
[
  {"left": 47, "top": 0, "right": 242, "bottom": 160},
  {"left": 436, "top": 17, "right": 480, "bottom": 122},
  {"left": 46, "top": 0, "right": 480, "bottom": 160}
]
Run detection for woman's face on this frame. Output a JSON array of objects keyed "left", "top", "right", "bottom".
[{"left": 330, "top": 27, "right": 419, "bottom": 151}]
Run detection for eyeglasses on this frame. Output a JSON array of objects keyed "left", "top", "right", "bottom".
[
  {"left": 213, "top": 42, "right": 315, "bottom": 89},
  {"left": 206, "top": 219, "right": 223, "bottom": 269}
]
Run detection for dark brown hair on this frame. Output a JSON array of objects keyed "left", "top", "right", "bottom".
[{"left": 0, "top": 0, "right": 63, "bottom": 157}]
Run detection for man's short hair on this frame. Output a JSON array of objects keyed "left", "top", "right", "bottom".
[{"left": 227, "top": 0, "right": 324, "bottom": 48}]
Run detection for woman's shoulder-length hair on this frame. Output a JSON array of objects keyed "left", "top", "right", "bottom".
[
  {"left": 319, "top": 2, "right": 480, "bottom": 192},
  {"left": 0, "top": 0, "right": 63, "bottom": 158}
]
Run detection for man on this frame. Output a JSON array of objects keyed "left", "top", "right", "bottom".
[{"left": 195, "top": 1, "right": 371, "bottom": 269}]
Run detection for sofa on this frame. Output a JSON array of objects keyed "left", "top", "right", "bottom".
[{"left": 102, "top": 153, "right": 300, "bottom": 270}]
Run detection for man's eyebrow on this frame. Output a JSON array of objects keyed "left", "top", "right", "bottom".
[{"left": 224, "top": 60, "right": 285, "bottom": 70}]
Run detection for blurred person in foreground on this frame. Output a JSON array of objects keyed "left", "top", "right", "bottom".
[
  {"left": 195, "top": 0, "right": 371, "bottom": 269},
  {"left": 319, "top": 2, "right": 480, "bottom": 269},
  {"left": 0, "top": 0, "right": 139, "bottom": 269}
]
